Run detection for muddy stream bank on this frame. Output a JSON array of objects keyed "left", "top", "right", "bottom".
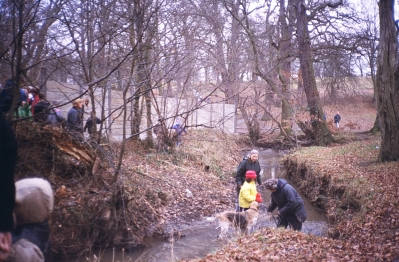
[{"left": 62, "top": 149, "right": 328, "bottom": 262}]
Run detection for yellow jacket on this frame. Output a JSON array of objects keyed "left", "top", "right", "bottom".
[{"left": 239, "top": 180, "right": 257, "bottom": 208}]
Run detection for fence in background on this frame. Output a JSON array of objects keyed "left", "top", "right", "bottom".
[{"left": 45, "top": 81, "right": 237, "bottom": 141}]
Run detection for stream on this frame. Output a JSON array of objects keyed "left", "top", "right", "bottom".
[{"left": 62, "top": 149, "right": 328, "bottom": 262}]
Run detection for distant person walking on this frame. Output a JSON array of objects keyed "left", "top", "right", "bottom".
[
  {"left": 171, "top": 123, "right": 187, "bottom": 147},
  {"left": 84, "top": 114, "right": 101, "bottom": 135},
  {"left": 334, "top": 112, "right": 341, "bottom": 128}
]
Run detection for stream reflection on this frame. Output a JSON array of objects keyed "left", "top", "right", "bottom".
[{"left": 61, "top": 149, "right": 328, "bottom": 262}]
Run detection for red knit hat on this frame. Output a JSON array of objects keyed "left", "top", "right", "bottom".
[{"left": 245, "top": 170, "right": 257, "bottom": 179}]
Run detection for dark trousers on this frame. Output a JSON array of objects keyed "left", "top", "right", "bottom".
[{"left": 278, "top": 214, "right": 303, "bottom": 231}]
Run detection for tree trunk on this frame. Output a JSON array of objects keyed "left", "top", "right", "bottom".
[
  {"left": 278, "top": 0, "right": 295, "bottom": 136},
  {"left": 376, "top": 0, "right": 399, "bottom": 161},
  {"left": 295, "top": 0, "right": 333, "bottom": 145}
]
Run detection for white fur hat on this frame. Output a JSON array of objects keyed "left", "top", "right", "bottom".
[
  {"left": 264, "top": 178, "right": 278, "bottom": 190},
  {"left": 14, "top": 178, "right": 54, "bottom": 225}
]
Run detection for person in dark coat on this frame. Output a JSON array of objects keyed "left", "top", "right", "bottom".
[
  {"left": 0, "top": 112, "right": 46, "bottom": 262},
  {"left": 171, "top": 123, "right": 187, "bottom": 147},
  {"left": 265, "top": 178, "right": 307, "bottom": 231},
  {"left": 0, "top": 111, "right": 17, "bottom": 261},
  {"left": 84, "top": 115, "right": 101, "bottom": 135},
  {"left": 32, "top": 94, "right": 51, "bottom": 123},
  {"left": 236, "top": 149, "right": 262, "bottom": 193},
  {"left": 67, "top": 98, "right": 84, "bottom": 137},
  {"left": 334, "top": 111, "right": 341, "bottom": 128}
]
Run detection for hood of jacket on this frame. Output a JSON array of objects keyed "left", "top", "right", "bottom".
[{"left": 277, "top": 179, "right": 288, "bottom": 192}]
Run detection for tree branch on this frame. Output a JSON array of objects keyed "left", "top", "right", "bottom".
[{"left": 307, "top": 0, "right": 343, "bottom": 21}]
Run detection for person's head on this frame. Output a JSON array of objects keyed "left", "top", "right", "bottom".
[
  {"left": 249, "top": 149, "right": 259, "bottom": 162},
  {"left": 84, "top": 97, "right": 89, "bottom": 106},
  {"left": 245, "top": 170, "right": 257, "bottom": 182},
  {"left": 72, "top": 98, "right": 84, "bottom": 109},
  {"left": 29, "top": 86, "right": 39, "bottom": 95},
  {"left": 265, "top": 178, "right": 278, "bottom": 192}
]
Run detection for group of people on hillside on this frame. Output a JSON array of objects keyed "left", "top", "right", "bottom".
[
  {"left": 0, "top": 78, "right": 101, "bottom": 139},
  {"left": 1, "top": 105, "right": 53, "bottom": 261},
  {"left": 236, "top": 149, "right": 307, "bottom": 231}
]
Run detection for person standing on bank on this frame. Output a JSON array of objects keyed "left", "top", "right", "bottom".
[
  {"left": 334, "top": 111, "right": 341, "bottom": 128},
  {"left": 67, "top": 98, "right": 84, "bottom": 138},
  {"left": 235, "top": 149, "right": 262, "bottom": 211},
  {"left": 236, "top": 149, "right": 262, "bottom": 194},
  {"left": 265, "top": 178, "right": 307, "bottom": 231}
]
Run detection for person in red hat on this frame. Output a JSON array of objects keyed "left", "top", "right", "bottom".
[{"left": 238, "top": 171, "right": 262, "bottom": 212}]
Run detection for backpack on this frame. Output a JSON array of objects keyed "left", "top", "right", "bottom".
[
  {"left": 236, "top": 156, "right": 248, "bottom": 172},
  {"left": 0, "top": 79, "right": 16, "bottom": 113}
]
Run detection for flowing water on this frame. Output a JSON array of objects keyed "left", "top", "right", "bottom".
[{"left": 62, "top": 149, "right": 328, "bottom": 262}]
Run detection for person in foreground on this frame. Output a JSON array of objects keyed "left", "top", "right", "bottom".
[
  {"left": 0, "top": 111, "right": 17, "bottom": 261},
  {"left": 265, "top": 178, "right": 307, "bottom": 231},
  {"left": 0, "top": 111, "right": 53, "bottom": 262}
]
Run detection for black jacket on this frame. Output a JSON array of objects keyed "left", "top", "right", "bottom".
[
  {"left": 236, "top": 158, "right": 262, "bottom": 186},
  {"left": 0, "top": 111, "right": 17, "bottom": 232},
  {"left": 33, "top": 101, "right": 51, "bottom": 122},
  {"left": 267, "top": 179, "right": 307, "bottom": 223},
  {"left": 84, "top": 116, "right": 101, "bottom": 134},
  {"left": 67, "top": 107, "right": 83, "bottom": 132},
  {"left": 334, "top": 114, "right": 341, "bottom": 123}
]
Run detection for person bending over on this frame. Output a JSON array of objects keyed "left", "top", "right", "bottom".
[{"left": 265, "top": 178, "right": 307, "bottom": 231}]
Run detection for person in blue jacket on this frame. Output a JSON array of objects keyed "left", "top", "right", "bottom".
[
  {"left": 171, "top": 123, "right": 187, "bottom": 147},
  {"left": 265, "top": 178, "right": 307, "bottom": 231}
]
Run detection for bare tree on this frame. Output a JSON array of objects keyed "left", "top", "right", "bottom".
[
  {"left": 0, "top": 0, "right": 64, "bottom": 119},
  {"left": 294, "top": 0, "right": 341, "bottom": 145},
  {"left": 376, "top": 0, "right": 399, "bottom": 161},
  {"left": 224, "top": 0, "right": 296, "bottom": 141}
]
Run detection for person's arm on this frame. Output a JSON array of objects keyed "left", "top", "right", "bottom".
[
  {"left": 241, "top": 186, "right": 256, "bottom": 203},
  {"left": 267, "top": 197, "right": 277, "bottom": 213},
  {"left": 256, "top": 162, "right": 262, "bottom": 185},
  {"left": 235, "top": 161, "right": 245, "bottom": 187}
]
